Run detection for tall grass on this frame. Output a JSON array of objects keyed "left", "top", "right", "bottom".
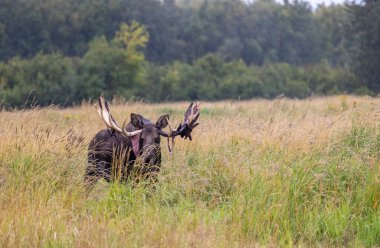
[{"left": 0, "top": 96, "right": 379, "bottom": 247}]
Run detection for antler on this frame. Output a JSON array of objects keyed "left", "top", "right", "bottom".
[
  {"left": 162, "top": 102, "right": 200, "bottom": 141},
  {"left": 96, "top": 97, "right": 142, "bottom": 137},
  {"left": 181, "top": 102, "right": 200, "bottom": 140}
]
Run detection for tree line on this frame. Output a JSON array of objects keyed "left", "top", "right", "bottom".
[{"left": 0, "top": 0, "right": 378, "bottom": 107}]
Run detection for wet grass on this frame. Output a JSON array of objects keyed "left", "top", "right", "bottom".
[{"left": 0, "top": 96, "right": 379, "bottom": 247}]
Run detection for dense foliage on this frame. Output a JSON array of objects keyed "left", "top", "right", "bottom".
[
  {"left": 347, "top": 0, "right": 380, "bottom": 92},
  {"left": 0, "top": 0, "right": 379, "bottom": 107}
]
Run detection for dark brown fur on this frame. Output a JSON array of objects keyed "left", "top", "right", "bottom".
[{"left": 84, "top": 114, "right": 168, "bottom": 191}]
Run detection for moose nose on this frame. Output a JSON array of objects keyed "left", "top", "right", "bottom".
[{"left": 141, "top": 144, "right": 159, "bottom": 159}]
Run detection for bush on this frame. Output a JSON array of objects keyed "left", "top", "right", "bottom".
[
  {"left": 0, "top": 53, "right": 79, "bottom": 107},
  {"left": 0, "top": 52, "right": 363, "bottom": 107}
]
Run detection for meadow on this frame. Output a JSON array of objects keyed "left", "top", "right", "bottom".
[{"left": 0, "top": 96, "right": 379, "bottom": 247}]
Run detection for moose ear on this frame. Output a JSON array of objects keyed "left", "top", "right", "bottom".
[
  {"left": 156, "top": 115, "right": 169, "bottom": 129},
  {"left": 131, "top": 113, "right": 144, "bottom": 129}
]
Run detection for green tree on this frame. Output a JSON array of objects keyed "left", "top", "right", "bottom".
[
  {"left": 0, "top": 54, "right": 78, "bottom": 107},
  {"left": 315, "top": 4, "right": 351, "bottom": 67},
  {"left": 347, "top": 0, "right": 380, "bottom": 92},
  {"left": 80, "top": 22, "right": 148, "bottom": 100}
]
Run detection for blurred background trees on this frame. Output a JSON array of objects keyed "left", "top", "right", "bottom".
[
  {"left": 0, "top": 0, "right": 378, "bottom": 107},
  {"left": 347, "top": 0, "right": 380, "bottom": 93}
]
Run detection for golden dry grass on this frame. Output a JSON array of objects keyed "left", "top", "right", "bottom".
[{"left": 0, "top": 95, "right": 379, "bottom": 247}]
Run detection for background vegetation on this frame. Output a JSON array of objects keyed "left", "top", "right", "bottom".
[
  {"left": 0, "top": 0, "right": 379, "bottom": 107},
  {"left": 0, "top": 96, "right": 379, "bottom": 247}
]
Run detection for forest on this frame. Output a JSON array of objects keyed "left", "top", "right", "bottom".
[{"left": 0, "top": 0, "right": 379, "bottom": 107}]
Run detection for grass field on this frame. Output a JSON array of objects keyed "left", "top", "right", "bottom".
[{"left": 0, "top": 96, "right": 379, "bottom": 247}]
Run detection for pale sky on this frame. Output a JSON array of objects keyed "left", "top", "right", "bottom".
[
  {"left": 307, "top": 0, "right": 346, "bottom": 7},
  {"left": 246, "top": 0, "right": 347, "bottom": 8}
]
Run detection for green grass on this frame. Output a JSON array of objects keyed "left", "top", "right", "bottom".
[{"left": 0, "top": 96, "right": 379, "bottom": 247}]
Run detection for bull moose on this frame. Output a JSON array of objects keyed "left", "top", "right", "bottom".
[{"left": 84, "top": 97, "right": 200, "bottom": 191}]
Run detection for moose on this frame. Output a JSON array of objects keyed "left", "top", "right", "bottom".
[{"left": 84, "top": 97, "right": 200, "bottom": 191}]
